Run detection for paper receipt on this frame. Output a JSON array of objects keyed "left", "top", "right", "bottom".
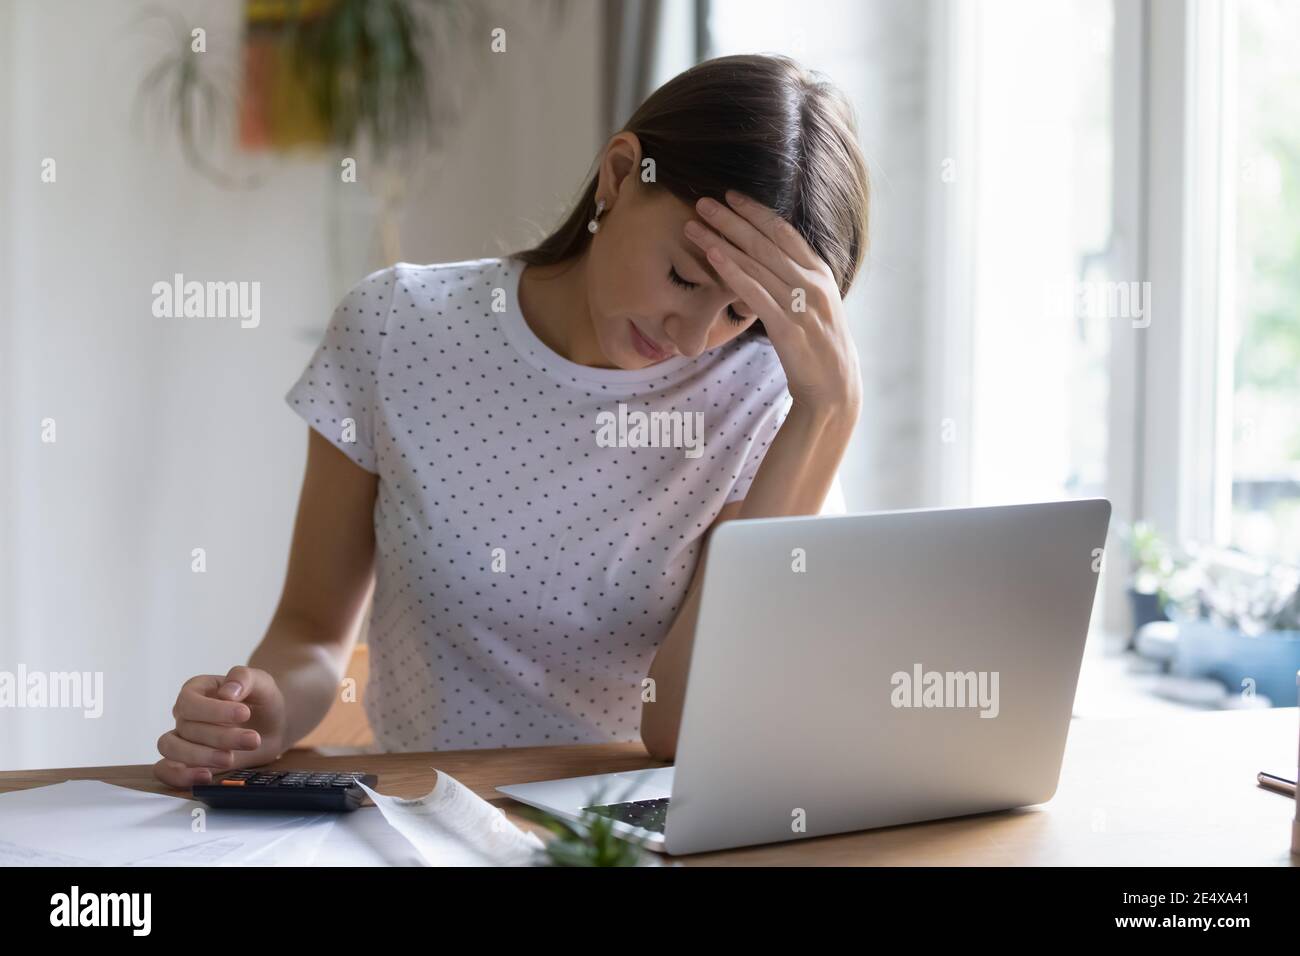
[{"left": 356, "top": 771, "right": 543, "bottom": 866}]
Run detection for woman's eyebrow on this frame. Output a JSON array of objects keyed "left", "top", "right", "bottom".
[{"left": 676, "top": 242, "right": 724, "bottom": 286}]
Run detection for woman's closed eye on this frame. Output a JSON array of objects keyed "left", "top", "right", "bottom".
[{"left": 668, "top": 266, "right": 749, "bottom": 325}]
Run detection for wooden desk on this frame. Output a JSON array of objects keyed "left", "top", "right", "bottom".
[{"left": 1, "top": 708, "right": 1295, "bottom": 865}]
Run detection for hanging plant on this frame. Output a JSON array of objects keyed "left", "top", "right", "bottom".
[
  {"left": 283, "top": 0, "right": 472, "bottom": 161},
  {"left": 133, "top": 5, "right": 260, "bottom": 188}
]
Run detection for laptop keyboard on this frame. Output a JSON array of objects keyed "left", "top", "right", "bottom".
[{"left": 584, "top": 797, "right": 670, "bottom": 833}]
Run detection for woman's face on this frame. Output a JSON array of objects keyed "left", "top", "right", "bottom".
[{"left": 584, "top": 175, "right": 761, "bottom": 370}]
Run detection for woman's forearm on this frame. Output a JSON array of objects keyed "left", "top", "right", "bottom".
[
  {"left": 640, "top": 399, "right": 860, "bottom": 760},
  {"left": 734, "top": 400, "right": 859, "bottom": 520},
  {"left": 248, "top": 613, "right": 355, "bottom": 752}
]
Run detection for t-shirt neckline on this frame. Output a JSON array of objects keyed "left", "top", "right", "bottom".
[{"left": 496, "top": 256, "right": 696, "bottom": 390}]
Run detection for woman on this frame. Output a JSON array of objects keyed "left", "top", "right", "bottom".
[{"left": 153, "top": 53, "right": 870, "bottom": 786}]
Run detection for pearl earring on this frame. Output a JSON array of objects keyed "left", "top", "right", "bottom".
[{"left": 587, "top": 198, "right": 606, "bottom": 234}]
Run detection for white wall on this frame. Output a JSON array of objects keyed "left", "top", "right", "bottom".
[{"left": 0, "top": 0, "right": 601, "bottom": 770}]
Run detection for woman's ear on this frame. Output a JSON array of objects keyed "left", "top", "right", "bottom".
[{"left": 596, "top": 131, "right": 643, "bottom": 209}]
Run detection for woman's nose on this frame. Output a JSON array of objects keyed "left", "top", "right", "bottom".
[{"left": 664, "top": 312, "right": 713, "bottom": 358}]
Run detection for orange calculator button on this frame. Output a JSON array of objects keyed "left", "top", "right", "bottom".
[{"left": 219, "top": 779, "right": 246, "bottom": 786}]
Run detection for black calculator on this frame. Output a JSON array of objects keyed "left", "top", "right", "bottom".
[{"left": 192, "top": 769, "right": 377, "bottom": 812}]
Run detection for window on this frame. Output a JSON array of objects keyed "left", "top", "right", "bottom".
[
  {"left": 964, "top": 0, "right": 1115, "bottom": 507},
  {"left": 1224, "top": 0, "right": 1300, "bottom": 564}
]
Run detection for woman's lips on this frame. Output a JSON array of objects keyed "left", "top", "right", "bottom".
[{"left": 629, "top": 320, "right": 672, "bottom": 361}]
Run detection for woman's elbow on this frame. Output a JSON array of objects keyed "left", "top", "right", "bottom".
[
  {"left": 642, "top": 738, "right": 676, "bottom": 763},
  {"left": 639, "top": 718, "right": 677, "bottom": 762}
]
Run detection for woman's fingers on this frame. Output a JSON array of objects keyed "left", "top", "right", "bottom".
[
  {"left": 153, "top": 758, "right": 213, "bottom": 789},
  {"left": 684, "top": 220, "right": 793, "bottom": 330},
  {"left": 156, "top": 728, "right": 235, "bottom": 770},
  {"left": 219, "top": 664, "right": 261, "bottom": 702},
  {"left": 688, "top": 190, "right": 841, "bottom": 338},
  {"left": 175, "top": 719, "right": 261, "bottom": 753},
  {"left": 153, "top": 670, "right": 274, "bottom": 790},
  {"left": 174, "top": 678, "right": 252, "bottom": 725},
  {"left": 718, "top": 192, "right": 845, "bottom": 339},
  {"left": 695, "top": 196, "right": 804, "bottom": 286},
  {"left": 724, "top": 189, "right": 829, "bottom": 276}
]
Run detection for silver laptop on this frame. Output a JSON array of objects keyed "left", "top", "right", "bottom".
[{"left": 497, "top": 499, "right": 1111, "bottom": 855}]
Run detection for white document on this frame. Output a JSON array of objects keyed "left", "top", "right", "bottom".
[
  {"left": 0, "top": 780, "right": 326, "bottom": 867},
  {"left": 0, "top": 840, "right": 96, "bottom": 866},
  {"left": 356, "top": 771, "right": 544, "bottom": 866},
  {"left": 0, "top": 772, "right": 545, "bottom": 867},
  {"left": 222, "top": 814, "right": 340, "bottom": 867},
  {"left": 307, "top": 808, "right": 428, "bottom": 866}
]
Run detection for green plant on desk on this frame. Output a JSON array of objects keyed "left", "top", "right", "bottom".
[
  {"left": 1119, "top": 520, "right": 1181, "bottom": 602},
  {"left": 515, "top": 784, "right": 655, "bottom": 867}
]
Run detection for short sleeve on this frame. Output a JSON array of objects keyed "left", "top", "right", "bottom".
[
  {"left": 285, "top": 267, "right": 397, "bottom": 473},
  {"left": 725, "top": 375, "right": 794, "bottom": 505}
]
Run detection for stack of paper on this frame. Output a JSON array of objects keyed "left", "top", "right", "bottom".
[
  {"left": 0, "top": 771, "right": 544, "bottom": 867},
  {"left": 0, "top": 780, "right": 331, "bottom": 866}
]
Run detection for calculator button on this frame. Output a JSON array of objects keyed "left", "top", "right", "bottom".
[{"left": 219, "top": 779, "right": 246, "bottom": 787}]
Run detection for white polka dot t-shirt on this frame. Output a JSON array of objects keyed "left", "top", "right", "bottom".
[{"left": 286, "top": 256, "right": 791, "bottom": 752}]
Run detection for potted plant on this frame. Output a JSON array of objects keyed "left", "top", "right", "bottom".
[
  {"left": 1117, "top": 520, "right": 1178, "bottom": 647},
  {"left": 1164, "top": 549, "right": 1300, "bottom": 706},
  {"left": 513, "top": 783, "right": 664, "bottom": 867}
]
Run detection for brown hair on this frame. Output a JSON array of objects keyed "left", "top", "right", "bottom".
[{"left": 515, "top": 54, "right": 871, "bottom": 333}]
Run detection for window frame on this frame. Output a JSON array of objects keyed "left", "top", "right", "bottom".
[
  {"left": 1144, "top": 0, "right": 1262, "bottom": 559},
  {"left": 924, "top": 0, "right": 1290, "bottom": 630}
]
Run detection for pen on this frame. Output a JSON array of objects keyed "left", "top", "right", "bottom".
[
  {"left": 1256, "top": 771, "right": 1296, "bottom": 797},
  {"left": 1294, "top": 673, "right": 1300, "bottom": 857}
]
